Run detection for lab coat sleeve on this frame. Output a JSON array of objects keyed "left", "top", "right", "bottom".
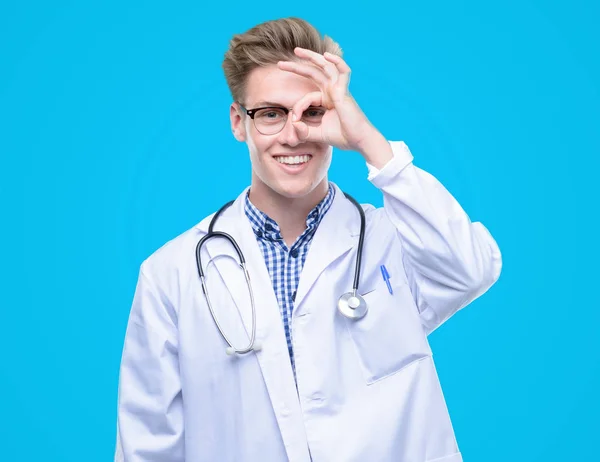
[
  {"left": 367, "top": 141, "right": 502, "bottom": 334},
  {"left": 115, "top": 266, "right": 184, "bottom": 461}
]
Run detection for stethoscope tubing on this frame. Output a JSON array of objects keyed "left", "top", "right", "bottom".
[{"left": 196, "top": 192, "right": 365, "bottom": 354}]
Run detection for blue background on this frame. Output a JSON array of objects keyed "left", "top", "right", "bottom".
[{"left": 1, "top": 1, "right": 598, "bottom": 460}]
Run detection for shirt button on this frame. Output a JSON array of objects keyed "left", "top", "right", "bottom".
[
  {"left": 265, "top": 223, "right": 273, "bottom": 231},
  {"left": 290, "top": 249, "right": 299, "bottom": 258}
]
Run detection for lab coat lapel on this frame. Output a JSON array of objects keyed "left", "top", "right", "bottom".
[
  {"left": 200, "top": 189, "right": 311, "bottom": 461},
  {"left": 293, "top": 184, "right": 360, "bottom": 312}
]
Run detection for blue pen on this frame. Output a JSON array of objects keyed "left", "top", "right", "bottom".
[{"left": 380, "top": 265, "right": 393, "bottom": 295}]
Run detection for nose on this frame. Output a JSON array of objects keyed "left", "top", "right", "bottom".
[{"left": 276, "top": 113, "right": 302, "bottom": 147}]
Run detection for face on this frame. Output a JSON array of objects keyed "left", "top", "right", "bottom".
[{"left": 230, "top": 64, "right": 332, "bottom": 201}]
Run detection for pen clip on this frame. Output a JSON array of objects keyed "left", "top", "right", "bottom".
[
  {"left": 380, "top": 265, "right": 389, "bottom": 280},
  {"left": 380, "top": 265, "right": 393, "bottom": 295}
]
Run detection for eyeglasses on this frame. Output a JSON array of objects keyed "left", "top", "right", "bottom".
[{"left": 237, "top": 103, "right": 326, "bottom": 135}]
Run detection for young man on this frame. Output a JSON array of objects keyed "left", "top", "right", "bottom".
[{"left": 116, "top": 17, "right": 502, "bottom": 462}]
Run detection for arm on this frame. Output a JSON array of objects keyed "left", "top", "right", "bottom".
[
  {"left": 362, "top": 137, "right": 502, "bottom": 334},
  {"left": 115, "top": 266, "right": 184, "bottom": 461},
  {"left": 275, "top": 48, "right": 501, "bottom": 334}
]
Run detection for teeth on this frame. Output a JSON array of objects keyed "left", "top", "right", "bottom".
[{"left": 275, "top": 155, "right": 311, "bottom": 165}]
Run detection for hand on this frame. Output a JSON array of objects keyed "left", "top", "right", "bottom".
[{"left": 277, "top": 47, "right": 382, "bottom": 153}]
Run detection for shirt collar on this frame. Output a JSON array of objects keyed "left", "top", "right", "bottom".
[{"left": 244, "top": 183, "right": 336, "bottom": 241}]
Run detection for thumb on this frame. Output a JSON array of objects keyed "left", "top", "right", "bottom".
[
  {"left": 292, "top": 119, "right": 326, "bottom": 145},
  {"left": 291, "top": 119, "right": 310, "bottom": 142}
]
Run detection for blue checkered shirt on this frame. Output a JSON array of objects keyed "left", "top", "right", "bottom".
[{"left": 244, "top": 184, "right": 335, "bottom": 375}]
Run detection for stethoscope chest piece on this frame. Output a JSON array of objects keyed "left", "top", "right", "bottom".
[{"left": 338, "top": 292, "right": 368, "bottom": 320}]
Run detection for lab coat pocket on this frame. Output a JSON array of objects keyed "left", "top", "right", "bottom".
[{"left": 345, "top": 281, "right": 432, "bottom": 384}]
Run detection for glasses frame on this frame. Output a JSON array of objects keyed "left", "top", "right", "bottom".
[{"left": 237, "top": 102, "right": 324, "bottom": 135}]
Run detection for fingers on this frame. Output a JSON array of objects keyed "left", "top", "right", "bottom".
[
  {"left": 287, "top": 91, "right": 327, "bottom": 144},
  {"left": 278, "top": 48, "right": 349, "bottom": 88},
  {"left": 290, "top": 91, "right": 323, "bottom": 143},
  {"left": 291, "top": 91, "right": 323, "bottom": 121},
  {"left": 323, "top": 51, "right": 351, "bottom": 74},
  {"left": 279, "top": 48, "right": 351, "bottom": 103},
  {"left": 277, "top": 60, "right": 328, "bottom": 87},
  {"left": 323, "top": 51, "right": 351, "bottom": 90},
  {"left": 293, "top": 47, "right": 340, "bottom": 81},
  {"left": 292, "top": 119, "right": 323, "bottom": 144},
  {"left": 294, "top": 47, "right": 351, "bottom": 86},
  {"left": 291, "top": 119, "right": 310, "bottom": 142}
]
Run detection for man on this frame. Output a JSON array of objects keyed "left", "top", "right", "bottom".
[{"left": 116, "top": 17, "right": 502, "bottom": 462}]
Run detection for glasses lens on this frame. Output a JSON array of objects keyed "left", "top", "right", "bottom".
[{"left": 253, "top": 108, "right": 287, "bottom": 135}]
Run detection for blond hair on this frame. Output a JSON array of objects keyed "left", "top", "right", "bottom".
[{"left": 222, "top": 17, "right": 342, "bottom": 103}]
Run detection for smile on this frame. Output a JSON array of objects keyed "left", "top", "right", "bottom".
[{"left": 274, "top": 154, "right": 312, "bottom": 165}]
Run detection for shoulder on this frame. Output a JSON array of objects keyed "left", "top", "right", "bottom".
[
  {"left": 141, "top": 187, "right": 249, "bottom": 278},
  {"left": 360, "top": 202, "right": 396, "bottom": 239},
  {"left": 140, "top": 211, "right": 216, "bottom": 282}
]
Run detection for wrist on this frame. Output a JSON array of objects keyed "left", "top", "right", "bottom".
[{"left": 356, "top": 130, "right": 393, "bottom": 169}]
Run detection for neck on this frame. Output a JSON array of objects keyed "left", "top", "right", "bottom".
[{"left": 248, "top": 178, "right": 329, "bottom": 247}]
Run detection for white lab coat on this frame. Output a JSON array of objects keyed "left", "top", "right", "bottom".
[{"left": 116, "top": 141, "right": 502, "bottom": 461}]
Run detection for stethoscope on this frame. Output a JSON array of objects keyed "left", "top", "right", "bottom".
[{"left": 195, "top": 192, "right": 367, "bottom": 355}]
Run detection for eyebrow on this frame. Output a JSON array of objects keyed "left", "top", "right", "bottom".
[{"left": 251, "top": 101, "right": 287, "bottom": 108}]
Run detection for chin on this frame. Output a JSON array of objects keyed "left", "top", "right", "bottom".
[
  {"left": 272, "top": 184, "right": 314, "bottom": 199},
  {"left": 270, "top": 177, "right": 321, "bottom": 199}
]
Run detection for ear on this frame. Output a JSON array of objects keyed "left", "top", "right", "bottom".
[{"left": 230, "top": 102, "right": 247, "bottom": 142}]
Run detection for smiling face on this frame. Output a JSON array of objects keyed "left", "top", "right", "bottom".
[{"left": 230, "top": 64, "right": 332, "bottom": 204}]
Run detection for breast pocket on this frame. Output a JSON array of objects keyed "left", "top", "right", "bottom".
[{"left": 345, "top": 280, "right": 432, "bottom": 384}]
